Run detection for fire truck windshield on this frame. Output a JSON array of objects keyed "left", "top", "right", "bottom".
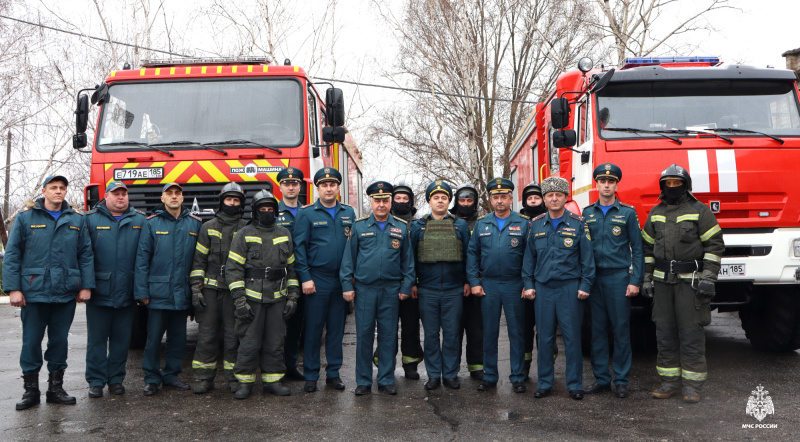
[
  {"left": 596, "top": 80, "right": 800, "bottom": 140},
  {"left": 96, "top": 79, "right": 304, "bottom": 151}
]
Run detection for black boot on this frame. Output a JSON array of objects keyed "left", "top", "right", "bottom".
[
  {"left": 403, "top": 363, "right": 420, "bottom": 380},
  {"left": 16, "top": 373, "right": 40, "bottom": 410},
  {"left": 523, "top": 361, "right": 532, "bottom": 381},
  {"left": 45, "top": 371, "right": 76, "bottom": 405}
]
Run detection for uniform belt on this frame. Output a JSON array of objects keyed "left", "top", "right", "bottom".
[
  {"left": 654, "top": 259, "right": 703, "bottom": 274},
  {"left": 245, "top": 267, "right": 287, "bottom": 281}
]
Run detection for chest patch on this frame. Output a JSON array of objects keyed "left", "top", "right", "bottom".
[
  {"left": 391, "top": 238, "right": 400, "bottom": 249},
  {"left": 313, "top": 220, "right": 328, "bottom": 227},
  {"left": 156, "top": 231, "right": 169, "bottom": 235},
  {"left": 96, "top": 226, "right": 111, "bottom": 230},
  {"left": 479, "top": 232, "right": 491, "bottom": 237},
  {"left": 510, "top": 238, "right": 519, "bottom": 247},
  {"left": 509, "top": 226, "right": 521, "bottom": 231},
  {"left": 69, "top": 225, "right": 80, "bottom": 231},
  {"left": 30, "top": 225, "right": 46, "bottom": 229},
  {"left": 612, "top": 226, "right": 622, "bottom": 236},
  {"left": 361, "top": 231, "right": 375, "bottom": 237},
  {"left": 564, "top": 238, "right": 574, "bottom": 247}
]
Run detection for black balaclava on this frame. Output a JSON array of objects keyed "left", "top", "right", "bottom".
[
  {"left": 662, "top": 184, "right": 687, "bottom": 205},
  {"left": 454, "top": 190, "right": 478, "bottom": 218},
  {"left": 255, "top": 204, "right": 276, "bottom": 226},
  {"left": 392, "top": 201, "right": 413, "bottom": 216},
  {"left": 220, "top": 201, "right": 243, "bottom": 216}
]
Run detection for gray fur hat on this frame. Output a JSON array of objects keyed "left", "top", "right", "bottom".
[{"left": 540, "top": 176, "right": 570, "bottom": 196}]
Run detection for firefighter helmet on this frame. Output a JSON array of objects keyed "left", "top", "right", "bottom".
[
  {"left": 659, "top": 164, "right": 692, "bottom": 191},
  {"left": 251, "top": 189, "right": 278, "bottom": 213},
  {"left": 522, "top": 182, "right": 543, "bottom": 200},
  {"left": 393, "top": 180, "right": 414, "bottom": 200},
  {"left": 219, "top": 182, "right": 245, "bottom": 205}
]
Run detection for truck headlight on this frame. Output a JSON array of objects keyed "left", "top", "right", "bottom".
[{"left": 794, "top": 239, "right": 800, "bottom": 257}]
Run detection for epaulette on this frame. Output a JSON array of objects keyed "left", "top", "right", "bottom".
[
  {"left": 394, "top": 217, "right": 408, "bottom": 225},
  {"left": 147, "top": 214, "right": 158, "bottom": 220},
  {"left": 355, "top": 216, "right": 369, "bottom": 222},
  {"left": 582, "top": 205, "right": 594, "bottom": 213},
  {"left": 19, "top": 207, "right": 30, "bottom": 213},
  {"left": 85, "top": 209, "right": 97, "bottom": 215},
  {"left": 301, "top": 203, "right": 314, "bottom": 209},
  {"left": 189, "top": 214, "right": 202, "bottom": 222},
  {"left": 532, "top": 213, "right": 546, "bottom": 221},
  {"left": 477, "top": 214, "right": 487, "bottom": 220},
  {"left": 73, "top": 211, "right": 84, "bottom": 216},
  {"left": 568, "top": 212, "right": 585, "bottom": 222},
  {"left": 340, "top": 203, "right": 352, "bottom": 208},
  {"left": 519, "top": 214, "right": 530, "bottom": 220},
  {"left": 135, "top": 209, "right": 146, "bottom": 216},
  {"left": 619, "top": 202, "right": 636, "bottom": 210}
]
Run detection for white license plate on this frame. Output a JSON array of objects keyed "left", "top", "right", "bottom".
[
  {"left": 718, "top": 264, "right": 746, "bottom": 277},
  {"left": 113, "top": 167, "right": 164, "bottom": 180}
]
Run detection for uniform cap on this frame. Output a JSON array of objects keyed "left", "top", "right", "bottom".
[
  {"left": 161, "top": 182, "right": 182, "bottom": 193},
  {"left": 540, "top": 176, "right": 570, "bottom": 196},
  {"left": 367, "top": 181, "right": 393, "bottom": 199},
  {"left": 105, "top": 181, "right": 127, "bottom": 193},
  {"left": 277, "top": 167, "right": 305, "bottom": 184},
  {"left": 42, "top": 175, "right": 68, "bottom": 189},
  {"left": 313, "top": 167, "right": 342, "bottom": 186},
  {"left": 425, "top": 180, "right": 452, "bottom": 201},
  {"left": 486, "top": 177, "right": 514, "bottom": 195},
  {"left": 593, "top": 163, "right": 622, "bottom": 181}
]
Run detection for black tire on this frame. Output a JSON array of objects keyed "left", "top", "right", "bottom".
[
  {"left": 739, "top": 286, "right": 800, "bottom": 352},
  {"left": 129, "top": 304, "right": 149, "bottom": 349}
]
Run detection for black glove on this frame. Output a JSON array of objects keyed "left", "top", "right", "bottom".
[
  {"left": 234, "top": 296, "right": 254, "bottom": 322},
  {"left": 283, "top": 300, "right": 297, "bottom": 320},
  {"left": 697, "top": 279, "right": 715, "bottom": 300},
  {"left": 642, "top": 274, "right": 654, "bottom": 298},
  {"left": 191, "top": 283, "right": 205, "bottom": 314}
]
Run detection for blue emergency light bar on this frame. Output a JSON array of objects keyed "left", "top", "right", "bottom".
[{"left": 622, "top": 56, "right": 720, "bottom": 69}]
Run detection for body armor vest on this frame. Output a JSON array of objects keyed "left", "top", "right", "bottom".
[{"left": 418, "top": 218, "right": 462, "bottom": 263}]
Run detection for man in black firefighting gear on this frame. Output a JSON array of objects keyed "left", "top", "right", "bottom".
[
  {"left": 642, "top": 164, "right": 724, "bottom": 404},
  {"left": 190, "top": 183, "right": 248, "bottom": 394}
]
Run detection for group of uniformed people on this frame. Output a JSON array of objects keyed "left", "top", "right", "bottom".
[{"left": 3, "top": 160, "right": 723, "bottom": 409}]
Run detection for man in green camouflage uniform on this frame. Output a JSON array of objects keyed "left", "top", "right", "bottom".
[
  {"left": 189, "top": 183, "right": 248, "bottom": 394},
  {"left": 641, "top": 164, "right": 724, "bottom": 404},
  {"left": 226, "top": 190, "right": 300, "bottom": 399}
]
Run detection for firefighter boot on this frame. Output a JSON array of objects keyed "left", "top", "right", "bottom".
[
  {"left": 45, "top": 371, "right": 76, "bottom": 405},
  {"left": 523, "top": 361, "right": 532, "bottom": 381},
  {"left": 234, "top": 383, "right": 253, "bottom": 400},
  {"left": 651, "top": 383, "right": 680, "bottom": 399},
  {"left": 193, "top": 379, "right": 214, "bottom": 394},
  {"left": 403, "top": 363, "right": 420, "bottom": 380},
  {"left": 263, "top": 382, "right": 291, "bottom": 396},
  {"left": 16, "top": 374, "right": 40, "bottom": 410},
  {"left": 683, "top": 386, "right": 701, "bottom": 404},
  {"left": 228, "top": 380, "right": 239, "bottom": 393}
]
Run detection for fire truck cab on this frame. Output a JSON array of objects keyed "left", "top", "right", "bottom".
[
  {"left": 73, "top": 56, "right": 364, "bottom": 347},
  {"left": 510, "top": 56, "right": 800, "bottom": 352}
]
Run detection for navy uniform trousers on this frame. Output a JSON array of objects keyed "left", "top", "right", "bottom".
[
  {"left": 481, "top": 279, "right": 525, "bottom": 384},
  {"left": 589, "top": 268, "right": 632, "bottom": 386},
  {"left": 143, "top": 309, "right": 189, "bottom": 386},
  {"left": 535, "top": 279, "right": 584, "bottom": 391},
  {"left": 85, "top": 304, "right": 135, "bottom": 386},
  {"left": 21, "top": 301, "right": 77, "bottom": 374},
  {"left": 418, "top": 287, "right": 463, "bottom": 379},
  {"left": 303, "top": 271, "right": 346, "bottom": 381},
  {"left": 355, "top": 281, "right": 401, "bottom": 387}
]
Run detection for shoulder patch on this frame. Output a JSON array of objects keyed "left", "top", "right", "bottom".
[
  {"left": 147, "top": 214, "right": 158, "bottom": 220},
  {"left": 532, "top": 213, "right": 546, "bottom": 221},
  {"left": 568, "top": 212, "right": 585, "bottom": 222},
  {"left": 619, "top": 202, "right": 636, "bottom": 210},
  {"left": 189, "top": 214, "right": 202, "bottom": 222}
]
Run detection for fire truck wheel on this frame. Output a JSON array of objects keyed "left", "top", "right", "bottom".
[
  {"left": 129, "top": 304, "right": 149, "bottom": 349},
  {"left": 739, "top": 286, "right": 800, "bottom": 352}
]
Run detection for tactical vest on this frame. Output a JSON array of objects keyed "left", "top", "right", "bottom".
[{"left": 418, "top": 218, "right": 462, "bottom": 263}]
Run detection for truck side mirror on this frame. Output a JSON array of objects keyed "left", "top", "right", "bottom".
[
  {"left": 91, "top": 83, "right": 109, "bottom": 105},
  {"left": 550, "top": 97, "right": 571, "bottom": 129},
  {"left": 553, "top": 129, "right": 576, "bottom": 148},
  {"left": 322, "top": 126, "right": 346, "bottom": 143},
  {"left": 325, "top": 88, "right": 346, "bottom": 127},
  {"left": 74, "top": 94, "right": 89, "bottom": 149}
]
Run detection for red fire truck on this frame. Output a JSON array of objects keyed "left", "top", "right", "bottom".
[
  {"left": 73, "top": 56, "right": 364, "bottom": 346},
  {"left": 509, "top": 56, "right": 800, "bottom": 352}
]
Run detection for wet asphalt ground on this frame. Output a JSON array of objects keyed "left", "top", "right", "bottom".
[{"left": 0, "top": 304, "right": 798, "bottom": 441}]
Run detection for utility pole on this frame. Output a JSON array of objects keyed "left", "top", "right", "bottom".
[{"left": 4, "top": 130, "right": 10, "bottom": 217}]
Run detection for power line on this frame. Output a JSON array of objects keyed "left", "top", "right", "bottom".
[
  {"left": 0, "top": 14, "right": 190, "bottom": 58},
  {"left": 312, "top": 77, "right": 538, "bottom": 105},
  {"left": 2, "top": 13, "right": 537, "bottom": 105}
]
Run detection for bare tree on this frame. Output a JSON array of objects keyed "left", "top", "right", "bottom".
[
  {"left": 595, "top": 0, "right": 734, "bottom": 66},
  {"left": 370, "top": 0, "right": 601, "bottom": 209}
]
